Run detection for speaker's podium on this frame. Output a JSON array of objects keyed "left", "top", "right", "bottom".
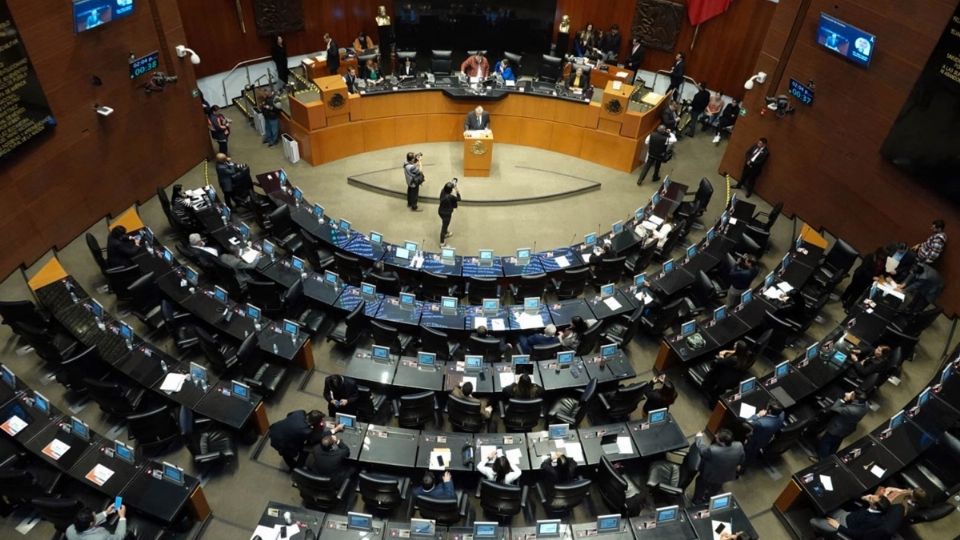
[{"left": 463, "top": 130, "right": 494, "bottom": 177}]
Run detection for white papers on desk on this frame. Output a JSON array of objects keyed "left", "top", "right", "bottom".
[
  {"left": 479, "top": 445, "right": 496, "bottom": 460},
  {"left": 241, "top": 249, "right": 260, "bottom": 264},
  {"left": 648, "top": 215, "right": 664, "bottom": 226},
  {"left": 430, "top": 448, "right": 452, "bottom": 470},
  {"left": 42, "top": 439, "right": 71, "bottom": 461},
  {"left": 870, "top": 465, "right": 886, "bottom": 478},
  {"left": 635, "top": 291, "right": 654, "bottom": 305},
  {"left": 616, "top": 71, "right": 629, "bottom": 79},
  {"left": 228, "top": 237, "right": 241, "bottom": 246},
  {"left": 641, "top": 220, "right": 659, "bottom": 231},
  {"left": 603, "top": 297, "right": 623, "bottom": 311},
  {"left": 472, "top": 317, "right": 487, "bottom": 329},
  {"left": 554, "top": 256, "right": 570, "bottom": 268},
  {"left": 564, "top": 442, "right": 585, "bottom": 464},
  {"left": 1, "top": 415, "right": 28, "bottom": 436},
  {"left": 464, "top": 129, "right": 491, "bottom": 138},
  {"left": 712, "top": 521, "right": 732, "bottom": 540},
  {"left": 819, "top": 475, "right": 834, "bottom": 491},
  {"left": 762, "top": 288, "right": 785, "bottom": 301},
  {"left": 617, "top": 436, "right": 633, "bottom": 454},
  {"left": 885, "top": 256, "right": 899, "bottom": 274},
  {"left": 516, "top": 312, "right": 543, "bottom": 329},
  {"left": 412, "top": 255, "right": 425, "bottom": 269},
  {"left": 251, "top": 526, "right": 279, "bottom": 540},
  {"left": 739, "top": 403, "right": 757, "bottom": 418},
  {"left": 777, "top": 282, "right": 794, "bottom": 293},
  {"left": 499, "top": 372, "right": 515, "bottom": 388},
  {"left": 85, "top": 464, "right": 115, "bottom": 486},
  {"left": 728, "top": 217, "right": 738, "bottom": 225},
  {"left": 878, "top": 282, "right": 905, "bottom": 300},
  {"left": 490, "top": 319, "right": 506, "bottom": 332},
  {"left": 505, "top": 448, "right": 523, "bottom": 466},
  {"left": 461, "top": 376, "right": 477, "bottom": 389},
  {"left": 505, "top": 80, "right": 516, "bottom": 87},
  {"left": 160, "top": 373, "right": 187, "bottom": 393}
]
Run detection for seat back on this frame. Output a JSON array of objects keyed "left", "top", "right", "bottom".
[
  {"left": 903, "top": 306, "right": 943, "bottom": 336},
  {"left": 596, "top": 456, "right": 628, "bottom": 512},
  {"left": 420, "top": 272, "right": 450, "bottom": 301},
  {"left": 0, "top": 299, "right": 48, "bottom": 329},
  {"left": 58, "top": 345, "right": 107, "bottom": 391},
  {"left": 556, "top": 267, "right": 589, "bottom": 299},
  {"left": 595, "top": 256, "right": 626, "bottom": 284},
  {"left": 576, "top": 323, "right": 602, "bottom": 356},
  {"left": 431, "top": 50, "right": 452, "bottom": 74},
  {"left": 503, "top": 398, "right": 542, "bottom": 431},
  {"left": 85, "top": 233, "right": 108, "bottom": 273},
  {"left": 514, "top": 273, "right": 547, "bottom": 299},
  {"left": 85, "top": 378, "right": 136, "bottom": 416},
  {"left": 416, "top": 494, "right": 461, "bottom": 525},
  {"left": 823, "top": 239, "right": 859, "bottom": 275},
  {"left": 127, "top": 405, "right": 180, "bottom": 454},
  {"left": 479, "top": 479, "right": 523, "bottom": 518},
  {"left": 344, "top": 301, "right": 368, "bottom": 343},
  {"left": 762, "top": 202, "right": 783, "bottom": 230},
  {"left": 263, "top": 204, "right": 293, "bottom": 236},
  {"left": 370, "top": 273, "right": 401, "bottom": 296},
  {"left": 358, "top": 473, "right": 403, "bottom": 513},
  {"left": 248, "top": 280, "right": 286, "bottom": 316},
  {"left": 420, "top": 326, "right": 454, "bottom": 359},
  {"left": 468, "top": 276, "right": 499, "bottom": 304},
  {"left": 105, "top": 266, "right": 142, "bottom": 301},
  {"left": 691, "top": 271, "right": 717, "bottom": 308},
  {"left": 0, "top": 470, "right": 44, "bottom": 501},
  {"left": 751, "top": 328, "right": 774, "bottom": 361},
  {"left": 467, "top": 335, "right": 503, "bottom": 362},
  {"left": 504, "top": 51, "right": 523, "bottom": 74},
  {"left": 615, "top": 308, "right": 644, "bottom": 347},
  {"left": 398, "top": 391, "right": 435, "bottom": 428},
  {"left": 31, "top": 497, "right": 82, "bottom": 532},
  {"left": 695, "top": 177, "right": 714, "bottom": 208},
  {"left": 531, "top": 341, "right": 562, "bottom": 361},
  {"left": 538, "top": 54, "right": 562, "bottom": 82},
  {"left": 604, "top": 383, "right": 644, "bottom": 419},
  {"left": 448, "top": 393, "right": 484, "bottom": 432},
  {"left": 767, "top": 415, "right": 812, "bottom": 456},
  {"left": 292, "top": 468, "right": 343, "bottom": 510},
  {"left": 334, "top": 252, "right": 364, "bottom": 285},
  {"left": 544, "top": 478, "right": 592, "bottom": 513},
  {"left": 370, "top": 320, "right": 400, "bottom": 351}
]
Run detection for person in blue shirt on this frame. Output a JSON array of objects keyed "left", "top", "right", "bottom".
[
  {"left": 413, "top": 470, "right": 455, "bottom": 499},
  {"left": 496, "top": 59, "right": 515, "bottom": 81},
  {"left": 517, "top": 324, "right": 559, "bottom": 354},
  {"left": 744, "top": 403, "right": 785, "bottom": 463}
]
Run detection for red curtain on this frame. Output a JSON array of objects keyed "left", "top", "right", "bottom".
[{"left": 687, "top": 0, "right": 733, "bottom": 26}]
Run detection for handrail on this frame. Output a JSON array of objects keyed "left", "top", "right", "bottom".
[{"left": 221, "top": 55, "right": 273, "bottom": 104}]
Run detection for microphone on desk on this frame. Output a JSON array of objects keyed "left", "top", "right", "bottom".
[
  {"left": 532, "top": 240, "right": 537, "bottom": 255},
  {"left": 569, "top": 233, "right": 576, "bottom": 247}
]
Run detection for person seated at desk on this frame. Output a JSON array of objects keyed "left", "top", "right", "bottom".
[
  {"left": 693, "top": 429, "right": 745, "bottom": 505},
  {"left": 566, "top": 67, "right": 590, "bottom": 91},
  {"left": 640, "top": 374, "right": 678, "bottom": 418},
  {"left": 704, "top": 341, "right": 754, "bottom": 407},
  {"left": 343, "top": 66, "right": 359, "bottom": 94},
  {"left": 364, "top": 58, "right": 384, "bottom": 84},
  {"left": 219, "top": 245, "right": 256, "bottom": 271},
  {"left": 324, "top": 374, "right": 360, "bottom": 417},
  {"left": 846, "top": 344, "right": 891, "bottom": 384},
  {"left": 305, "top": 433, "right": 352, "bottom": 481},
  {"left": 66, "top": 502, "right": 126, "bottom": 540},
  {"left": 479, "top": 451, "right": 521, "bottom": 485},
  {"left": 712, "top": 98, "right": 740, "bottom": 144},
  {"left": 558, "top": 316, "right": 590, "bottom": 351},
  {"left": 495, "top": 58, "right": 515, "bottom": 81},
  {"left": 460, "top": 51, "right": 490, "bottom": 79},
  {"left": 775, "top": 288, "right": 807, "bottom": 324},
  {"left": 541, "top": 450, "right": 578, "bottom": 484},
  {"left": 473, "top": 325, "right": 512, "bottom": 354},
  {"left": 463, "top": 105, "right": 491, "bottom": 133},
  {"left": 841, "top": 247, "right": 887, "bottom": 311},
  {"left": 814, "top": 390, "right": 869, "bottom": 460},
  {"left": 875, "top": 486, "right": 928, "bottom": 517},
  {"left": 743, "top": 403, "right": 785, "bottom": 464},
  {"left": 170, "top": 184, "right": 200, "bottom": 231},
  {"left": 452, "top": 381, "right": 493, "bottom": 418},
  {"left": 517, "top": 324, "right": 558, "bottom": 354},
  {"left": 188, "top": 233, "right": 219, "bottom": 258},
  {"left": 898, "top": 262, "right": 943, "bottom": 312},
  {"left": 398, "top": 57, "right": 417, "bottom": 78},
  {"left": 414, "top": 470, "right": 455, "bottom": 499},
  {"left": 503, "top": 373, "right": 544, "bottom": 400},
  {"left": 269, "top": 409, "right": 331, "bottom": 470},
  {"left": 809, "top": 493, "right": 904, "bottom": 540},
  {"left": 353, "top": 30, "right": 375, "bottom": 52},
  {"left": 727, "top": 255, "right": 759, "bottom": 307},
  {"left": 106, "top": 226, "right": 141, "bottom": 268},
  {"left": 588, "top": 240, "right": 617, "bottom": 265}
]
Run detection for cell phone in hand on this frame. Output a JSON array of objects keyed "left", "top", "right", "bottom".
[
  {"left": 114, "top": 496, "right": 122, "bottom": 512},
  {"left": 437, "top": 455, "right": 444, "bottom": 466},
  {"left": 714, "top": 523, "right": 725, "bottom": 534}
]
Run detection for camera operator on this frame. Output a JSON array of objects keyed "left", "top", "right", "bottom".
[
  {"left": 404, "top": 151, "right": 426, "bottom": 211},
  {"left": 215, "top": 153, "right": 251, "bottom": 209},
  {"left": 438, "top": 179, "right": 461, "bottom": 247}
]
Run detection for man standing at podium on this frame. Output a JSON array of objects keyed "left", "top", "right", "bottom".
[{"left": 464, "top": 106, "right": 490, "bottom": 133}]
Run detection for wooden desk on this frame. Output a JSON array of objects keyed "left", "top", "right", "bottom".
[
  {"left": 28, "top": 257, "right": 69, "bottom": 292},
  {"left": 463, "top": 131, "right": 493, "bottom": 177},
  {"left": 109, "top": 207, "right": 145, "bottom": 232},
  {"left": 562, "top": 63, "right": 636, "bottom": 90}
]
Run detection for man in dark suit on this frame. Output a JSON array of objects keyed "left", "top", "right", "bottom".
[
  {"left": 324, "top": 33, "right": 339, "bottom": 74},
  {"left": 625, "top": 37, "right": 645, "bottom": 71},
  {"left": 540, "top": 451, "right": 578, "bottom": 484},
  {"left": 403, "top": 151, "right": 425, "bottom": 211},
  {"left": 810, "top": 493, "right": 903, "bottom": 539},
  {"left": 900, "top": 262, "right": 943, "bottom": 312},
  {"left": 737, "top": 138, "right": 769, "bottom": 197},
  {"left": 744, "top": 404, "right": 785, "bottom": 462},
  {"left": 343, "top": 66, "right": 359, "bottom": 94},
  {"left": 667, "top": 52, "right": 685, "bottom": 100},
  {"left": 399, "top": 57, "right": 417, "bottom": 77},
  {"left": 693, "top": 429, "right": 744, "bottom": 504},
  {"left": 637, "top": 126, "right": 672, "bottom": 185},
  {"left": 815, "top": 391, "right": 869, "bottom": 460},
  {"left": 106, "top": 226, "right": 141, "bottom": 268},
  {"left": 684, "top": 82, "right": 711, "bottom": 137},
  {"left": 323, "top": 374, "right": 360, "bottom": 417},
  {"left": 306, "top": 434, "right": 351, "bottom": 481},
  {"left": 463, "top": 106, "right": 490, "bottom": 132},
  {"left": 215, "top": 153, "right": 250, "bottom": 208},
  {"left": 268, "top": 409, "right": 328, "bottom": 470}
]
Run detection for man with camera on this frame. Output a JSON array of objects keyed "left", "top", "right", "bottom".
[
  {"left": 215, "top": 153, "right": 251, "bottom": 209},
  {"left": 404, "top": 152, "right": 426, "bottom": 211}
]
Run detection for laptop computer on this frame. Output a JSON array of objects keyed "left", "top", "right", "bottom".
[{"left": 600, "top": 432, "right": 620, "bottom": 454}]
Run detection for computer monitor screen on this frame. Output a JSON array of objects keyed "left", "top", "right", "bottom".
[
  {"left": 372, "top": 345, "right": 390, "bottom": 361},
  {"left": 162, "top": 462, "right": 184, "bottom": 485},
  {"left": 663, "top": 259, "right": 675, "bottom": 274},
  {"left": 584, "top": 233, "right": 597, "bottom": 247},
  {"left": 482, "top": 298, "right": 499, "bottom": 313},
  {"left": 221, "top": 205, "right": 231, "bottom": 220},
  {"left": 635, "top": 207, "right": 645, "bottom": 222},
  {"left": 400, "top": 292, "right": 416, "bottom": 306},
  {"left": 479, "top": 249, "right": 494, "bottom": 262},
  {"left": 291, "top": 257, "right": 305, "bottom": 271},
  {"left": 73, "top": 0, "right": 136, "bottom": 33},
  {"left": 162, "top": 248, "right": 174, "bottom": 263},
  {"left": 536, "top": 520, "right": 561, "bottom": 537},
  {"left": 418, "top": 352, "right": 436, "bottom": 367},
  {"left": 70, "top": 416, "right": 90, "bottom": 441},
  {"left": 806, "top": 343, "right": 820, "bottom": 360},
  {"left": 512, "top": 355, "right": 530, "bottom": 366},
  {"left": 686, "top": 245, "right": 698, "bottom": 259},
  {"left": 213, "top": 286, "right": 228, "bottom": 303},
  {"left": 740, "top": 290, "right": 753, "bottom": 305},
  {"left": 739, "top": 377, "right": 757, "bottom": 395},
  {"left": 246, "top": 304, "right": 261, "bottom": 321},
  {"left": 114, "top": 440, "right": 134, "bottom": 463},
  {"left": 601, "top": 344, "right": 617, "bottom": 359},
  {"left": 441, "top": 247, "right": 456, "bottom": 260},
  {"left": 548, "top": 423, "right": 569, "bottom": 439},
  {"left": 781, "top": 254, "right": 791, "bottom": 269},
  {"left": 33, "top": 392, "right": 49, "bottom": 414},
  {"left": 612, "top": 221, "right": 624, "bottom": 235},
  {"left": 651, "top": 192, "right": 661, "bottom": 205},
  {"left": 680, "top": 320, "right": 696, "bottom": 337},
  {"left": 706, "top": 227, "right": 717, "bottom": 241},
  {"left": 184, "top": 266, "right": 198, "bottom": 285},
  {"left": 336, "top": 413, "right": 356, "bottom": 428},
  {"left": 292, "top": 187, "right": 303, "bottom": 202},
  {"left": 339, "top": 219, "right": 351, "bottom": 232},
  {"left": 648, "top": 408, "right": 667, "bottom": 424},
  {"left": 238, "top": 222, "right": 251, "bottom": 239},
  {"left": 473, "top": 522, "right": 497, "bottom": 538},
  {"left": 764, "top": 273, "right": 775, "bottom": 288},
  {"left": 720, "top": 210, "right": 730, "bottom": 226},
  {"left": 600, "top": 283, "right": 615, "bottom": 298},
  {"left": 395, "top": 247, "right": 411, "bottom": 260},
  {"left": 369, "top": 231, "right": 382, "bottom": 245},
  {"left": 557, "top": 351, "right": 574, "bottom": 366},
  {"left": 889, "top": 410, "right": 905, "bottom": 430},
  {"left": 89, "top": 299, "right": 104, "bottom": 318},
  {"left": 0, "top": 365, "right": 14, "bottom": 388},
  {"left": 441, "top": 296, "right": 458, "bottom": 310},
  {"left": 656, "top": 506, "right": 679, "bottom": 523},
  {"left": 404, "top": 241, "right": 418, "bottom": 252},
  {"left": 917, "top": 387, "right": 931, "bottom": 407},
  {"left": 464, "top": 355, "right": 482, "bottom": 371},
  {"left": 942, "top": 363, "right": 955, "bottom": 385},
  {"left": 831, "top": 351, "right": 848, "bottom": 367},
  {"left": 189, "top": 362, "right": 207, "bottom": 384},
  {"left": 524, "top": 297, "right": 540, "bottom": 311},
  {"left": 312, "top": 204, "right": 324, "bottom": 219},
  {"left": 713, "top": 306, "right": 727, "bottom": 322},
  {"left": 324, "top": 271, "right": 339, "bottom": 285},
  {"left": 597, "top": 514, "right": 621, "bottom": 533},
  {"left": 231, "top": 380, "right": 250, "bottom": 400},
  {"left": 347, "top": 512, "right": 373, "bottom": 531},
  {"left": 360, "top": 282, "right": 376, "bottom": 296},
  {"left": 517, "top": 248, "right": 531, "bottom": 260},
  {"left": 410, "top": 518, "right": 435, "bottom": 536},
  {"left": 817, "top": 12, "right": 876, "bottom": 67},
  {"left": 710, "top": 493, "right": 732, "bottom": 511},
  {"left": 282, "top": 319, "right": 300, "bottom": 338},
  {"left": 634, "top": 273, "right": 646, "bottom": 289},
  {"left": 119, "top": 322, "right": 134, "bottom": 341},
  {"left": 775, "top": 361, "right": 791, "bottom": 379},
  {"left": 278, "top": 169, "right": 288, "bottom": 184}
]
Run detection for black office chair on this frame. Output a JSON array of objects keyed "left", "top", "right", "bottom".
[
  {"left": 467, "top": 335, "right": 504, "bottom": 363},
  {"left": 896, "top": 305, "right": 942, "bottom": 337},
  {"left": 531, "top": 342, "right": 562, "bottom": 361},
  {"left": 394, "top": 391, "right": 438, "bottom": 428},
  {"left": 157, "top": 186, "right": 193, "bottom": 234},
  {"left": 246, "top": 280, "right": 289, "bottom": 319},
  {"left": 0, "top": 299, "right": 53, "bottom": 331},
  {"left": 547, "top": 378, "right": 597, "bottom": 427},
  {"left": 596, "top": 455, "right": 643, "bottom": 516},
  {"left": 126, "top": 271, "right": 164, "bottom": 330},
  {"left": 327, "top": 301, "right": 367, "bottom": 348},
  {"left": 899, "top": 432, "right": 960, "bottom": 508},
  {"left": 759, "top": 310, "right": 801, "bottom": 363},
  {"left": 261, "top": 205, "right": 303, "bottom": 253},
  {"left": 358, "top": 473, "right": 409, "bottom": 515},
  {"left": 645, "top": 448, "right": 697, "bottom": 505},
  {"left": 552, "top": 267, "right": 590, "bottom": 300},
  {"left": 509, "top": 273, "right": 548, "bottom": 301},
  {"left": 690, "top": 270, "right": 723, "bottom": 311},
  {"left": 161, "top": 300, "right": 199, "bottom": 353},
  {"left": 332, "top": 252, "right": 364, "bottom": 286},
  {"left": 356, "top": 385, "right": 388, "bottom": 423},
  {"left": 236, "top": 334, "right": 288, "bottom": 397},
  {"left": 735, "top": 232, "right": 764, "bottom": 258},
  {"left": 7, "top": 321, "right": 78, "bottom": 369},
  {"left": 415, "top": 493, "right": 470, "bottom": 526},
  {"left": 766, "top": 408, "right": 816, "bottom": 456},
  {"left": 31, "top": 497, "right": 82, "bottom": 533},
  {"left": 292, "top": 468, "right": 352, "bottom": 511},
  {"left": 711, "top": 252, "right": 739, "bottom": 290},
  {"left": 369, "top": 273, "right": 402, "bottom": 297},
  {"left": 478, "top": 479, "right": 527, "bottom": 523},
  {"left": 296, "top": 304, "right": 328, "bottom": 337},
  {"left": 535, "top": 478, "right": 591, "bottom": 516},
  {"left": 812, "top": 239, "right": 859, "bottom": 289},
  {"left": 499, "top": 398, "right": 543, "bottom": 431},
  {"left": 447, "top": 393, "right": 489, "bottom": 433},
  {"left": 575, "top": 323, "right": 603, "bottom": 356},
  {"left": 467, "top": 276, "right": 501, "bottom": 305},
  {"left": 127, "top": 405, "right": 182, "bottom": 455},
  {"left": 84, "top": 378, "right": 146, "bottom": 417},
  {"left": 624, "top": 242, "right": 657, "bottom": 275},
  {"left": 370, "top": 320, "right": 414, "bottom": 355},
  {"left": 592, "top": 256, "right": 626, "bottom": 287},
  {"left": 56, "top": 345, "right": 110, "bottom": 393},
  {"left": 104, "top": 265, "right": 142, "bottom": 303},
  {"left": 420, "top": 326, "right": 460, "bottom": 360},
  {"left": 0, "top": 468, "right": 62, "bottom": 506},
  {"left": 85, "top": 233, "right": 109, "bottom": 276},
  {"left": 676, "top": 178, "right": 714, "bottom": 224},
  {"left": 194, "top": 325, "right": 240, "bottom": 373},
  {"left": 538, "top": 54, "right": 562, "bottom": 83},
  {"left": 420, "top": 272, "right": 457, "bottom": 301},
  {"left": 181, "top": 408, "right": 237, "bottom": 466},
  {"left": 299, "top": 230, "right": 336, "bottom": 271},
  {"left": 431, "top": 50, "right": 453, "bottom": 75},
  {"left": 749, "top": 201, "right": 783, "bottom": 231},
  {"left": 601, "top": 308, "right": 642, "bottom": 348},
  {"left": 597, "top": 382, "right": 645, "bottom": 421},
  {"left": 504, "top": 51, "right": 523, "bottom": 75}
]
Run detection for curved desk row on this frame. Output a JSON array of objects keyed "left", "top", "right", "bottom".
[{"left": 282, "top": 77, "right": 666, "bottom": 172}]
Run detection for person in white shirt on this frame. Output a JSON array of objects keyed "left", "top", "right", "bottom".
[
  {"left": 479, "top": 451, "right": 521, "bottom": 485},
  {"left": 189, "top": 233, "right": 219, "bottom": 257},
  {"left": 66, "top": 503, "right": 126, "bottom": 540}
]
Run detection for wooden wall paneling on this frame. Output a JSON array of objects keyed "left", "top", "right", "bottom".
[
  {"left": 549, "top": 123, "right": 585, "bottom": 156},
  {"left": 394, "top": 114, "right": 428, "bottom": 147},
  {"left": 362, "top": 118, "right": 397, "bottom": 152}
]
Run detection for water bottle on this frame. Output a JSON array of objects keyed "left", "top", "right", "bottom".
[
  {"left": 273, "top": 343, "right": 279, "bottom": 354},
  {"left": 160, "top": 360, "right": 168, "bottom": 373}
]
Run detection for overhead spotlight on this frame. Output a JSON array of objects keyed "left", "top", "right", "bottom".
[
  {"left": 743, "top": 71, "right": 767, "bottom": 90},
  {"left": 175, "top": 45, "right": 201, "bottom": 65}
]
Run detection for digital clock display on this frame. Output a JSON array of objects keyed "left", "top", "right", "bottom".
[
  {"left": 130, "top": 51, "right": 159, "bottom": 80},
  {"left": 789, "top": 78, "right": 814, "bottom": 106}
]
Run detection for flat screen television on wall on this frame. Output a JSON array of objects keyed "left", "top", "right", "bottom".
[
  {"left": 816, "top": 12, "right": 876, "bottom": 67},
  {"left": 73, "top": 0, "right": 134, "bottom": 34}
]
